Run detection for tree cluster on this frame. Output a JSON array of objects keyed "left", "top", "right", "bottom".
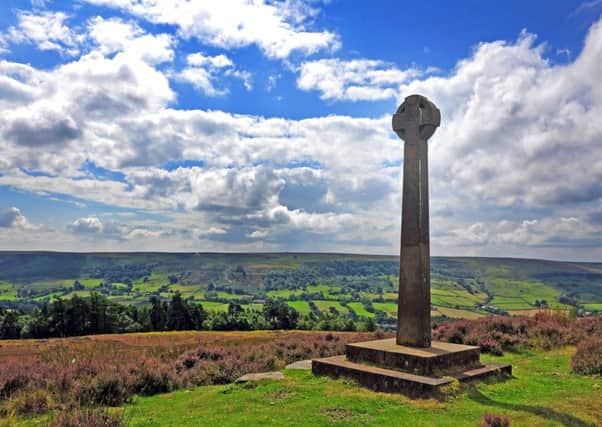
[{"left": 0, "top": 293, "right": 369, "bottom": 340}]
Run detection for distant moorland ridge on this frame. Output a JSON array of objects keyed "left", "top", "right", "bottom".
[{"left": 0, "top": 252, "right": 601, "bottom": 317}]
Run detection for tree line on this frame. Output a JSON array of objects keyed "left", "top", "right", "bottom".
[{"left": 0, "top": 292, "right": 375, "bottom": 339}]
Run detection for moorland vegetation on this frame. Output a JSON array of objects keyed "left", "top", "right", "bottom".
[{"left": 0, "top": 312, "right": 600, "bottom": 425}]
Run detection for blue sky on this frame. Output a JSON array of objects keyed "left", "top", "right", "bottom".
[{"left": 0, "top": 0, "right": 601, "bottom": 261}]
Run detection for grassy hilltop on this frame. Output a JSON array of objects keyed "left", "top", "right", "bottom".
[
  {"left": 124, "top": 347, "right": 600, "bottom": 427},
  {"left": 1, "top": 252, "right": 602, "bottom": 319},
  {"left": 0, "top": 315, "right": 601, "bottom": 426}
]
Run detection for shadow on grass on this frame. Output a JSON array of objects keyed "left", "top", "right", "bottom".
[{"left": 468, "top": 388, "right": 591, "bottom": 427}]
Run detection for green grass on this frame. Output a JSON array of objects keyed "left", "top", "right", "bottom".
[
  {"left": 372, "top": 302, "right": 397, "bottom": 317},
  {"left": 306, "top": 285, "right": 350, "bottom": 299},
  {"left": 358, "top": 292, "right": 382, "bottom": 301},
  {"left": 77, "top": 278, "right": 102, "bottom": 288},
  {"left": 167, "top": 284, "right": 202, "bottom": 298},
  {"left": 306, "top": 285, "right": 330, "bottom": 294},
  {"left": 431, "top": 287, "right": 487, "bottom": 307},
  {"left": 214, "top": 291, "right": 252, "bottom": 300},
  {"left": 313, "top": 300, "right": 349, "bottom": 314},
  {"left": 486, "top": 279, "right": 566, "bottom": 310},
  {"left": 584, "top": 303, "right": 602, "bottom": 312},
  {"left": 0, "top": 282, "right": 17, "bottom": 300},
  {"left": 286, "top": 301, "right": 312, "bottom": 314},
  {"left": 32, "top": 290, "right": 68, "bottom": 301},
  {"left": 489, "top": 296, "right": 532, "bottom": 310},
  {"left": 132, "top": 273, "right": 172, "bottom": 293},
  {"left": 108, "top": 295, "right": 138, "bottom": 305},
  {"left": 29, "top": 278, "right": 101, "bottom": 292},
  {"left": 115, "top": 346, "right": 601, "bottom": 427},
  {"left": 347, "top": 302, "right": 375, "bottom": 318},
  {"left": 433, "top": 306, "right": 486, "bottom": 319},
  {"left": 198, "top": 301, "right": 229, "bottom": 312},
  {"left": 26, "top": 279, "right": 75, "bottom": 292},
  {"left": 268, "top": 289, "right": 303, "bottom": 299}
]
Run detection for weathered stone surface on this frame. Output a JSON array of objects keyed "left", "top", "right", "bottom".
[
  {"left": 285, "top": 360, "right": 312, "bottom": 370},
  {"left": 313, "top": 355, "right": 451, "bottom": 397},
  {"left": 451, "top": 362, "right": 512, "bottom": 382},
  {"left": 346, "top": 338, "right": 480, "bottom": 376},
  {"left": 393, "top": 94, "right": 440, "bottom": 348},
  {"left": 312, "top": 356, "right": 511, "bottom": 397},
  {"left": 235, "top": 371, "right": 285, "bottom": 383},
  {"left": 312, "top": 356, "right": 512, "bottom": 397},
  {"left": 392, "top": 94, "right": 440, "bottom": 141}
]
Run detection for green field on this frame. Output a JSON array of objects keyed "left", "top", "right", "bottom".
[
  {"left": 268, "top": 289, "right": 303, "bottom": 299},
  {"left": 312, "top": 300, "right": 350, "bottom": 314},
  {"left": 0, "top": 282, "right": 17, "bottom": 300},
  {"left": 584, "top": 303, "right": 602, "bottom": 312},
  {"left": 198, "top": 301, "right": 229, "bottom": 312},
  {"left": 486, "top": 279, "right": 566, "bottom": 310},
  {"left": 372, "top": 302, "right": 397, "bottom": 316},
  {"left": 286, "top": 301, "right": 312, "bottom": 314},
  {"left": 116, "top": 346, "right": 600, "bottom": 427},
  {"left": 347, "top": 302, "right": 375, "bottom": 318},
  {"left": 0, "top": 253, "right": 600, "bottom": 320}
]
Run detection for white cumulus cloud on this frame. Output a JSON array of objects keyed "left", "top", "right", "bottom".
[
  {"left": 297, "top": 58, "right": 421, "bottom": 101},
  {"left": 81, "top": 0, "right": 339, "bottom": 59},
  {"left": 178, "top": 52, "right": 252, "bottom": 96},
  {"left": 0, "top": 207, "right": 34, "bottom": 229},
  {"left": 2, "top": 11, "right": 81, "bottom": 56},
  {"left": 87, "top": 16, "right": 175, "bottom": 64}
]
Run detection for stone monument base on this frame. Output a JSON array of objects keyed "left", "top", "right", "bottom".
[{"left": 312, "top": 339, "right": 511, "bottom": 397}]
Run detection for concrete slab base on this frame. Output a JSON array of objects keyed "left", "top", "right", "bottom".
[
  {"left": 312, "top": 338, "right": 511, "bottom": 396},
  {"left": 312, "top": 355, "right": 511, "bottom": 397},
  {"left": 347, "top": 338, "right": 481, "bottom": 376}
]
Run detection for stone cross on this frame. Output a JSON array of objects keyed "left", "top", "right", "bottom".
[{"left": 392, "top": 94, "right": 440, "bottom": 347}]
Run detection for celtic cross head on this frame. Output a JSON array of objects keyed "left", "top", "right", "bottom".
[{"left": 392, "top": 94, "right": 440, "bottom": 142}]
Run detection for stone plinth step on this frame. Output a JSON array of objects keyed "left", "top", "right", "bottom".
[
  {"left": 312, "top": 356, "right": 511, "bottom": 397},
  {"left": 451, "top": 362, "right": 512, "bottom": 381},
  {"left": 346, "top": 338, "right": 481, "bottom": 376}
]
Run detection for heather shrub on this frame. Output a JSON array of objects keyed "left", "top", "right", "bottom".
[
  {"left": 7, "top": 388, "right": 49, "bottom": 416},
  {"left": 530, "top": 313, "right": 571, "bottom": 349},
  {"left": 178, "top": 363, "right": 227, "bottom": 387},
  {"left": 577, "top": 316, "right": 602, "bottom": 340},
  {"left": 129, "top": 359, "right": 176, "bottom": 396},
  {"left": 50, "top": 408, "right": 125, "bottom": 427},
  {"left": 174, "top": 333, "right": 358, "bottom": 388},
  {"left": 477, "top": 337, "right": 503, "bottom": 356},
  {"left": 0, "top": 330, "right": 381, "bottom": 417},
  {"left": 478, "top": 412, "right": 510, "bottom": 427},
  {"left": 571, "top": 336, "right": 602, "bottom": 375},
  {"left": 432, "top": 322, "right": 467, "bottom": 344},
  {"left": 176, "top": 351, "right": 198, "bottom": 371},
  {"left": 0, "top": 365, "right": 31, "bottom": 399},
  {"left": 74, "top": 373, "right": 130, "bottom": 406},
  {"left": 433, "top": 313, "right": 601, "bottom": 355}
]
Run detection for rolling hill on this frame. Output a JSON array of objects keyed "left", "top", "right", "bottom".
[{"left": 0, "top": 252, "right": 601, "bottom": 318}]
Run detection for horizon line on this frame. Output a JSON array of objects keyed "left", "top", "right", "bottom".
[{"left": 0, "top": 250, "right": 599, "bottom": 265}]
